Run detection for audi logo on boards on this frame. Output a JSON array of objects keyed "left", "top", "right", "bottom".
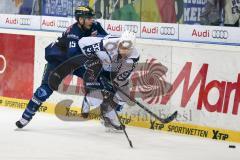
[
  {"left": 19, "top": 18, "right": 31, "bottom": 26},
  {"left": 57, "top": 20, "right": 69, "bottom": 28},
  {"left": 159, "top": 27, "right": 175, "bottom": 35},
  {"left": 212, "top": 30, "right": 228, "bottom": 39},
  {"left": 0, "top": 54, "right": 6, "bottom": 74},
  {"left": 124, "top": 24, "right": 138, "bottom": 33}
]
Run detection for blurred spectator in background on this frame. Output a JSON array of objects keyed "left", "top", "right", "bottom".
[
  {"left": 155, "top": 0, "right": 176, "bottom": 23},
  {"left": 0, "top": 0, "right": 22, "bottom": 14},
  {"left": 134, "top": 0, "right": 161, "bottom": 22},
  {"left": 200, "top": 0, "right": 240, "bottom": 27},
  {"left": 108, "top": 0, "right": 176, "bottom": 22},
  {"left": 200, "top": 0, "right": 224, "bottom": 26},
  {"left": 182, "top": 0, "right": 206, "bottom": 24},
  {"left": 134, "top": 0, "right": 176, "bottom": 22},
  {"left": 224, "top": 0, "right": 240, "bottom": 27},
  {"left": 31, "top": 0, "right": 40, "bottom": 15},
  {"left": 111, "top": 1, "right": 140, "bottom": 21},
  {"left": 19, "top": 0, "right": 34, "bottom": 14},
  {"left": 3, "top": 0, "right": 240, "bottom": 27},
  {"left": 41, "top": 0, "right": 89, "bottom": 17}
]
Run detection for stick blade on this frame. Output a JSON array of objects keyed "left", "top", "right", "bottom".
[{"left": 160, "top": 111, "right": 178, "bottom": 124}]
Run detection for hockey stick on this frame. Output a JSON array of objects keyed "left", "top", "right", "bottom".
[
  {"left": 112, "top": 83, "right": 178, "bottom": 124},
  {"left": 114, "top": 109, "right": 133, "bottom": 148},
  {"left": 47, "top": 54, "right": 177, "bottom": 124}
]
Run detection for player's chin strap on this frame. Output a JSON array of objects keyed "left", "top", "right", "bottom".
[
  {"left": 79, "top": 17, "right": 93, "bottom": 32},
  {"left": 77, "top": 18, "right": 86, "bottom": 31},
  {"left": 82, "top": 18, "right": 87, "bottom": 30},
  {"left": 101, "top": 76, "right": 178, "bottom": 124}
]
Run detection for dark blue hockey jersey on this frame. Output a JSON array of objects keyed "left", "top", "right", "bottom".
[{"left": 45, "top": 21, "right": 108, "bottom": 63}]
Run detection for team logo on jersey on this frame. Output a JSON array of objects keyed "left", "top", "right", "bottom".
[
  {"left": 36, "top": 88, "right": 47, "bottom": 98},
  {"left": 67, "top": 34, "right": 79, "bottom": 39}
]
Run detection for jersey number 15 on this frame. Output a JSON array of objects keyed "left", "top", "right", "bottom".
[{"left": 69, "top": 41, "right": 76, "bottom": 48}]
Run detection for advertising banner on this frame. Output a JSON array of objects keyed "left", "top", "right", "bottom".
[
  {"left": 104, "top": 20, "right": 140, "bottom": 37},
  {"left": 120, "top": 41, "right": 240, "bottom": 131},
  {"left": 34, "top": 33, "right": 240, "bottom": 131},
  {"left": 41, "top": 16, "right": 73, "bottom": 32},
  {"left": 140, "top": 22, "right": 178, "bottom": 40},
  {"left": 40, "top": 17, "right": 103, "bottom": 32},
  {"left": 169, "top": 46, "right": 240, "bottom": 130},
  {"left": 0, "top": 14, "right": 40, "bottom": 30},
  {"left": 179, "top": 24, "right": 240, "bottom": 45},
  {"left": 0, "top": 33, "right": 34, "bottom": 99},
  {"left": 1, "top": 28, "right": 240, "bottom": 143},
  {"left": 1, "top": 13, "right": 240, "bottom": 46}
]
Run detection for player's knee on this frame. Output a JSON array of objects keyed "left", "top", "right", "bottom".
[
  {"left": 86, "top": 90, "right": 103, "bottom": 107},
  {"left": 34, "top": 84, "right": 53, "bottom": 102}
]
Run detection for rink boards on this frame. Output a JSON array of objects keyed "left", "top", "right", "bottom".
[{"left": 0, "top": 28, "right": 240, "bottom": 143}]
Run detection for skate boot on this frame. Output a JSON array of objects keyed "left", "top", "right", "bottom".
[
  {"left": 16, "top": 118, "right": 29, "bottom": 129},
  {"left": 101, "top": 109, "right": 125, "bottom": 131}
]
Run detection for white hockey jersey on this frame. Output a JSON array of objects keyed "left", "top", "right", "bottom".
[{"left": 78, "top": 36, "right": 139, "bottom": 87}]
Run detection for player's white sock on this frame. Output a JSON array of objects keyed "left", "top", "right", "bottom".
[
  {"left": 101, "top": 110, "right": 124, "bottom": 131},
  {"left": 81, "top": 97, "right": 90, "bottom": 118},
  {"left": 104, "top": 110, "right": 121, "bottom": 126}
]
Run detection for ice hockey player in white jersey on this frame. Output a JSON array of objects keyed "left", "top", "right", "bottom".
[{"left": 79, "top": 31, "right": 139, "bottom": 131}]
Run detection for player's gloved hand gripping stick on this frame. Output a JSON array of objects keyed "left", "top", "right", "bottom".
[{"left": 102, "top": 77, "right": 178, "bottom": 124}]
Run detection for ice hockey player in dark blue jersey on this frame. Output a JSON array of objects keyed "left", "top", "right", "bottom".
[{"left": 15, "top": 6, "right": 108, "bottom": 128}]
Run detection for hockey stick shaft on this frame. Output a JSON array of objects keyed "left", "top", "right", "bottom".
[
  {"left": 114, "top": 109, "right": 133, "bottom": 148},
  {"left": 113, "top": 84, "right": 178, "bottom": 124}
]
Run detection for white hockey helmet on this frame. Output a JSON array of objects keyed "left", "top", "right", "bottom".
[{"left": 118, "top": 30, "right": 136, "bottom": 49}]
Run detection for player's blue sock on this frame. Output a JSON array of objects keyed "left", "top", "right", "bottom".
[
  {"left": 16, "top": 84, "right": 53, "bottom": 128},
  {"left": 23, "top": 84, "right": 53, "bottom": 120}
]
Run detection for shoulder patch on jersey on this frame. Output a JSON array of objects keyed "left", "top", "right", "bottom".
[{"left": 67, "top": 34, "right": 79, "bottom": 39}]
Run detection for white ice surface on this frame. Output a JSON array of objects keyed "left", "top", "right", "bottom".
[{"left": 0, "top": 107, "right": 239, "bottom": 160}]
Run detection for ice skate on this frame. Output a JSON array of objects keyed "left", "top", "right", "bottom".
[{"left": 15, "top": 118, "right": 29, "bottom": 129}]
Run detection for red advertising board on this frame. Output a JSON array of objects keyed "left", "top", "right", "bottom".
[{"left": 0, "top": 33, "right": 34, "bottom": 99}]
